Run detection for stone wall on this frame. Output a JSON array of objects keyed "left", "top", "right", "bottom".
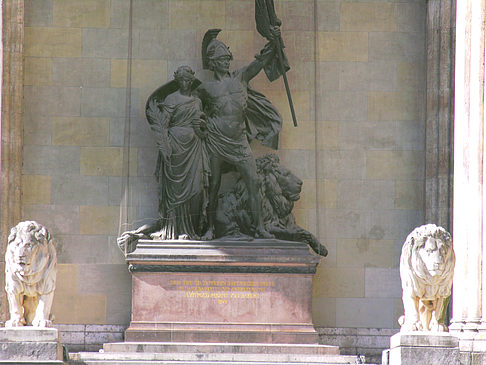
[
  {"left": 18, "top": 0, "right": 426, "bottom": 331},
  {"left": 311, "top": 0, "right": 426, "bottom": 329}
]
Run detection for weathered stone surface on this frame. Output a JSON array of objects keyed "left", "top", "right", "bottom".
[
  {"left": 313, "top": 266, "right": 364, "bottom": 298},
  {"left": 397, "top": 4, "right": 425, "bottom": 33},
  {"left": 77, "top": 264, "right": 131, "bottom": 323},
  {"left": 368, "top": 209, "right": 423, "bottom": 241},
  {"left": 318, "top": 150, "right": 366, "bottom": 180},
  {"left": 341, "top": 3, "right": 397, "bottom": 32},
  {"left": 317, "top": 90, "right": 368, "bottom": 121},
  {"left": 395, "top": 180, "right": 424, "bottom": 210},
  {"left": 338, "top": 180, "right": 394, "bottom": 210},
  {"left": 280, "top": 1, "right": 314, "bottom": 31},
  {"left": 24, "top": 57, "right": 52, "bottom": 86},
  {"left": 51, "top": 175, "right": 109, "bottom": 205},
  {"left": 132, "top": 0, "right": 168, "bottom": 29},
  {"left": 318, "top": 32, "right": 368, "bottom": 62},
  {"left": 389, "top": 332, "right": 459, "bottom": 365},
  {"left": 52, "top": 117, "right": 110, "bottom": 146},
  {"left": 25, "top": 0, "right": 53, "bottom": 27},
  {"left": 23, "top": 145, "right": 80, "bottom": 175},
  {"left": 391, "top": 332, "right": 459, "bottom": 348},
  {"left": 23, "top": 115, "right": 52, "bottom": 146},
  {"left": 366, "top": 151, "right": 424, "bottom": 180},
  {"left": 365, "top": 268, "right": 401, "bottom": 299},
  {"left": 80, "top": 147, "right": 137, "bottom": 176},
  {"left": 0, "top": 340, "right": 60, "bottom": 361},
  {"left": 337, "top": 239, "right": 394, "bottom": 268},
  {"left": 24, "top": 86, "right": 81, "bottom": 117},
  {"left": 51, "top": 264, "right": 107, "bottom": 324},
  {"left": 368, "top": 91, "right": 422, "bottom": 121},
  {"left": 21, "top": 175, "right": 51, "bottom": 205},
  {"left": 52, "top": 58, "right": 110, "bottom": 88},
  {"left": 81, "top": 87, "right": 126, "bottom": 118},
  {"left": 25, "top": 27, "right": 81, "bottom": 57},
  {"left": 81, "top": 28, "right": 128, "bottom": 58},
  {"left": 110, "top": 59, "right": 168, "bottom": 89},
  {"left": 53, "top": 0, "right": 110, "bottom": 28},
  {"left": 0, "top": 327, "right": 59, "bottom": 342},
  {"left": 21, "top": 205, "right": 80, "bottom": 235},
  {"left": 226, "top": 0, "right": 253, "bottom": 30},
  {"left": 131, "top": 30, "right": 169, "bottom": 59},
  {"left": 80, "top": 206, "right": 119, "bottom": 235},
  {"left": 369, "top": 32, "right": 425, "bottom": 62},
  {"left": 336, "top": 61, "right": 396, "bottom": 92},
  {"left": 336, "top": 298, "right": 396, "bottom": 328},
  {"left": 314, "top": 208, "right": 367, "bottom": 240}
]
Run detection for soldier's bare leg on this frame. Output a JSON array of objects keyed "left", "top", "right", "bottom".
[
  {"left": 237, "top": 159, "right": 274, "bottom": 239},
  {"left": 202, "top": 156, "right": 223, "bottom": 240}
]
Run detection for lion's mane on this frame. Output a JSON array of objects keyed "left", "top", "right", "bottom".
[
  {"left": 257, "top": 154, "right": 296, "bottom": 227},
  {"left": 400, "top": 224, "right": 455, "bottom": 300},
  {"left": 216, "top": 154, "right": 327, "bottom": 256}
]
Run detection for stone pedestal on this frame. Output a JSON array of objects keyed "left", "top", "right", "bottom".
[
  {"left": 389, "top": 332, "right": 459, "bottom": 365},
  {"left": 0, "top": 327, "right": 63, "bottom": 363},
  {"left": 125, "top": 239, "right": 321, "bottom": 344}
]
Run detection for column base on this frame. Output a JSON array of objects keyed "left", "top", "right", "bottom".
[
  {"left": 389, "top": 332, "right": 459, "bottom": 365},
  {"left": 450, "top": 318, "right": 482, "bottom": 333}
]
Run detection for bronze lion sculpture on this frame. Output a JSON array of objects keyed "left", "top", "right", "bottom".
[{"left": 216, "top": 154, "right": 327, "bottom": 256}]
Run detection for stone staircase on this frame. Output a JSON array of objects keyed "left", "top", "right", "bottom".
[{"left": 68, "top": 342, "right": 374, "bottom": 364}]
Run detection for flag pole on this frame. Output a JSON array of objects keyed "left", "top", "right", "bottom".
[
  {"left": 275, "top": 39, "right": 298, "bottom": 127},
  {"left": 262, "top": 0, "right": 298, "bottom": 127}
]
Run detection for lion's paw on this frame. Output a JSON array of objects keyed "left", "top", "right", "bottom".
[
  {"left": 201, "top": 228, "right": 215, "bottom": 241},
  {"left": 5, "top": 316, "right": 25, "bottom": 327},
  {"left": 431, "top": 323, "right": 448, "bottom": 332},
  {"left": 400, "top": 320, "right": 422, "bottom": 332},
  {"left": 255, "top": 227, "right": 274, "bottom": 239},
  {"left": 32, "top": 318, "right": 52, "bottom": 328}
]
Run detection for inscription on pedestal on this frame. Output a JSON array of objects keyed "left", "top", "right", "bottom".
[{"left": 170, "top": 279, "right": 274, "bottom": 304}]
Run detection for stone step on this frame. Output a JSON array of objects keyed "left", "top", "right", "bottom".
[
  {"left": 0, "top": 362, "right": 64, "bottom": 364},
  {"left": 103, "top": 342, "right": 340, "bottom": 355},
  {"left": 69, "top": 352, "right": 359, "bottom": 364}
]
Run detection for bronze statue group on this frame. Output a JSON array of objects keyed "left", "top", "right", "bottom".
[{"left": 118, "top": 26, "right": 327, "bottom": 257}]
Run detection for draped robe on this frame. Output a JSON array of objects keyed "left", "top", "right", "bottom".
[{"left": 150, "top": 95, "right": 209, "bottom": 239}]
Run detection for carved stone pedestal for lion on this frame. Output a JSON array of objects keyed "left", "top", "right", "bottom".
[
  {"left": 0, "top": 327, "right": 63, "bottom": 363},
  {"left": 388, "top": 332, "right": 459, "bottom": 365},
  {"left": 124, "top": 239, "right": 321, "bottom": 344}
]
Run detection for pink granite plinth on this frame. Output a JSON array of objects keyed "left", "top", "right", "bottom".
[{"left": 125, "top": 239, "right": 321, "bottom": 344}]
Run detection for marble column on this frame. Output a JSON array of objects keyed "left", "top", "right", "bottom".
[
  {"left": 0, "top": 0, "right": 24, "bottom": 323},
  {"left": 425, "top": 0, "right": 455, "bottom": 232},
  {"left": 450, "top": 0, "right": 486, "bottom": 333}
]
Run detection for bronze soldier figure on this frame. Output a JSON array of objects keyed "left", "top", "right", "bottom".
[{"left": 198, "top": 27, "right": 284, "bottom": 240}]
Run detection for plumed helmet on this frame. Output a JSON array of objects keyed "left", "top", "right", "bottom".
[
  {"left": 202, "top": 29, "right": 233, "bottom": 70},
  {"left": 206, "top": 39, "right": 233, "bottom": 60}
]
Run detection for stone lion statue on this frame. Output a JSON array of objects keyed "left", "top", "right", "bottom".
[
  {"left": 399, "top": 224, "right": 455, "bottom": 332},
  {"left": 5, "top": 221, "right": 57, "bottom": 327},
  {"left": 216, "top": 154, "right": 328, "bottom": 256}
]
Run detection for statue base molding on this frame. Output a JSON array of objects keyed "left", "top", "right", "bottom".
[
  {"left": 125, "top": 239, "right": 321, "bottom": 344},
  {"left": 386, "top": 332, "right": 459, "bottom": 365},
  {"left": 0, "top": 327, "right": 63, "bottom": 363}
]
